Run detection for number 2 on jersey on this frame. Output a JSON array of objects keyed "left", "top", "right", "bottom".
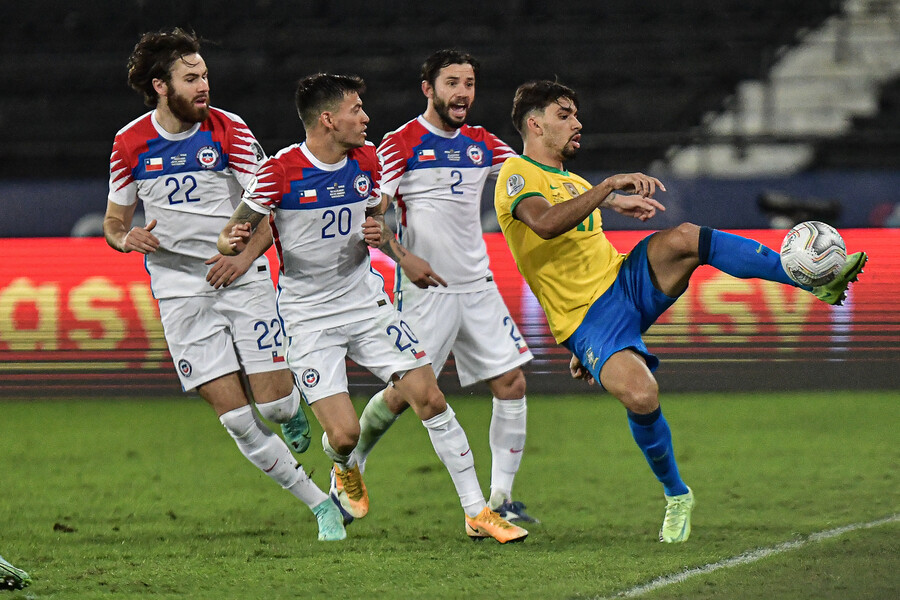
[
  {"left": 449, "top": 169, "right": 463, "bottom": 195},
  {"left": 254, "top": 319, "right": 283, "bottom": 350},
  {"left": 321, "top": 207, "right": 352, "bottom": 238},
  {"left": 386, "top": 320, "right": 426, "bottom": 359},
  {"left": 165, "top": 175, "right": 200, "bottom": 204}
]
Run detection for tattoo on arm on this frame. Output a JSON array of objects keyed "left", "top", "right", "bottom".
[
  {"left": 231, "top": 202, "right": 266, "bottom": 230},
  {"left": 372, "top": 213, "right": 409, "bottom": 264}
]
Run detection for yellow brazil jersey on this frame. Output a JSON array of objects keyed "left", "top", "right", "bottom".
[{"left": 494, "top": 155, "right": 624, "bottom": 343}]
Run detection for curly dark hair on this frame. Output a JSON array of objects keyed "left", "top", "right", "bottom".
[
  {"left": 420, "top": 49, "right": 480, "bottom": 88},
  {"left": 511, "top": 80, "right": 579, "bottom": 136},
  {"left": 127, "top": 28, "right": 202, "bottom": 107},
  {"left": 294, "top": 73, "right": 366, "bottom": 129}
]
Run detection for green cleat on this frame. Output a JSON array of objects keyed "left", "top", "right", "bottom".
[
  {"left": 312, "top": 498, "right": 347, "bottom": 541},
  {"left": 812, "top": 252, "right": 868, "bottom": 306},
  {"left": 0, "top": 555, "right": 31, "bottom": 591},
  {"left": 659, "top": 487, "right": 694, "bottom": 543},
  {"left": 281, "top": 403, "right": 311, "bottom": 454}
]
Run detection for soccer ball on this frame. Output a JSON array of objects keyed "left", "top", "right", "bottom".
[{"left": 779, "top": 221, "right": 846, "bottom": 287}]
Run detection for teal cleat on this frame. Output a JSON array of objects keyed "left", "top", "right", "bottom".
[
  {"left": 281, "top": 404, "right": 311, "bottom": 454},
  {"left": 812, "top": 251, "right": 867, "bottom": 306},
  {"left": 312, "top": 498, "right": 347, "bottom": 541},
  {"left": 659, "top": 487, "right": 694, "bottom": 543},
  {"left": 0, "top": 555, "right": 31, "bottom": 591}
]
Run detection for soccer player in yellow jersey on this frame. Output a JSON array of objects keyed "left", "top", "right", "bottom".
[{"left": 495, "top": 80, "right": 868, "bottom": 543}]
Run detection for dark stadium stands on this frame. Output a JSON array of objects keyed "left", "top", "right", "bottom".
[
  {"left": 0, "top": 0, "right": 844, "bottom": 179},
  {"left": 813, "top": 76, "right": 900, "bottom": 169}
]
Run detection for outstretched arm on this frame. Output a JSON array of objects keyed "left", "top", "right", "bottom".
[
  {"left": 365, "top": 195, "right": 447, "bottom": 288},
  {"left": 513, "top": 172, "right": 666, "bottom": 239}
]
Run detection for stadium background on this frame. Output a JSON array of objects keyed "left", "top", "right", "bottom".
[{"left": 1, "top": 0, "right": 898, "bottom": 395}]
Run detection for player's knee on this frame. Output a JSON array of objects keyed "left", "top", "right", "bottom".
[
  {"left": 617, "top": 382, "right": 659, "bottom": 414},
  {"left": 408, "top": 382, "right": 446, "bottom": 419},
  {"left": 326, "top": 425, "right": 360, "bottom": 455},
  {"left": 659, "top": 222, "right": 700, "bottom": 260},
  {"left": 490, "top": 368, "right": 526, "bottom": 399}
]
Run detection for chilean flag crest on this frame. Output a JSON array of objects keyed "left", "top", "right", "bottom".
[
  {"left": 417, "top": 149, "right": 436, "bottom": 162},
  {"left": 298, "top": 189, "right": 318, "bottom": 203},
  {"left": 145, "top": 157, "right": 163, "bottom": 172}
]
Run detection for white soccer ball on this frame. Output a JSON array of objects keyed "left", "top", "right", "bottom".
[{"left": 779, "top": 221, "right": 846, "bottom": 287}]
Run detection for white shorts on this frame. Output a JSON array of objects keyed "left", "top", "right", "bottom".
[
  {"left": 158, "top": 281, "right": 287, "bottom": 391},
  {"left": 397, "top": 285, "right": 533, "bottom": 387},
  {"left": 286, "top": 304, "right": 431, "bottom": 403}
]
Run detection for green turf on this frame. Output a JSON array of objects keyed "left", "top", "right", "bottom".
[{"left": 1, "top": 391, "right": 898, "bottom": 599}]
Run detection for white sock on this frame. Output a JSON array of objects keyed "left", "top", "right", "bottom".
[
  {"left": 489, "top": 397, "right": 527, "bottom": 509},
  {"left": 422, "top": 405, "right": 485, "bottom": 517},
  {"left": 356, "top": 389, "right": 399, "bottom": 472},
  {"left": 219, "top": 405, "right": 327, "bottom": 508},
  {"left": 256, "top": 387, "right": 301, "bottom": 423}
]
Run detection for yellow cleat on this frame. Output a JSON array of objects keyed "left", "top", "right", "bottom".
[
  {"left": 659, "top": 487, "right": 694, "bottom": 543},
  {"left": 465, "top": 507, "right": 528, "bottom": 544},
  {"left": 331, "top": 464, "right": 369, "bottom": 519}
]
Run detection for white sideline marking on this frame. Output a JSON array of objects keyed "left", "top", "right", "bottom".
[{"left": 603, "top": 514, "right": 900, "bottom": 599}]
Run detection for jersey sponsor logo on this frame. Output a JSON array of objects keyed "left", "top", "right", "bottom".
[
  {"left": 171, "top": 153, "right": 187, "bottom": 167},
  {"left": 445, "top": 149, "right": 461, "bottom": 162},
  {"left": 298, "top": 189, "right": 317, "bottom": 203},
  {"left": 417, "top": 148, "right": 436, "bottom": 161},
  {"left": 563, "top": 182, "right": 581, "bottom": 197},
  {"left": 196, "top": 146, "right": 220, "bottom": 169},
  {"left": 178, "top": 358, "right": 192, "bottom": 377},
  {"left": 301, "top": 368, "right": 320, "bottom": 388},
  {"left": 466, "top": 144, "right": 484, "bottom": 165},
  {"left": 145, "top": 157, "right": 164, "bottom": 172},
  {"left": 353, "top": 173, "right": 371, "bottom": 198},
  {"left": 506, "top": 174, "right": 525, "bottom": 197},
  {"left": 510, "top": 448, "right": 524, "bottom": 453}
]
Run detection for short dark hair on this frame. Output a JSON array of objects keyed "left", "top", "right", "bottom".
[
  {"left": 420, "top": 49, "right": 480, "bottom": 88},
  {"left": 127, "top": 28, "right": 202, "bottom": 107},
  {"left": 511, "top": 80, "right": 579, "bottom": 136},
  {"left": 294, "top": 73, "right": 366, "bottom": 129}
]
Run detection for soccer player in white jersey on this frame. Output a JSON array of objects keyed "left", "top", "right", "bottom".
[
  {"left": 353, "top": 50, "right": 537, "bottom": 523},
  {"left": 217, "top": 73, "right": 527, "bottom": 543},
  {"left": 103, "top": 29, "right": 345, "bottom": 542}
]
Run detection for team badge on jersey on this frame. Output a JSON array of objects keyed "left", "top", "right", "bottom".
[
  {"left": 563, "top": 182, "right": 581, "bottom": 197},
  {"left": 353, "top": 173, "right": 371, "bottom": 198},
  {"left": 466, "top": 144, "right": 484, "bottom": 165},
  {"left": 301, "top": 368, "right": 320, "bottom": 388},
  {"left": 506, "top": 174, "right": 525, "bottom": 197},
  {"left": 178, "top": 359, "right": 193, "bottom": 377},
  {"left": 196, "top": 146, "right": 220, "bottom": 169}
]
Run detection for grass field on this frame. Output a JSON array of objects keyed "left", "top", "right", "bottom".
[{"left": 1, "top": 391, "right": 898, "bottom": 599}]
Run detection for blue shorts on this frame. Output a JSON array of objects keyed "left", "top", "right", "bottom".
[{"left": 562, "top": 235, "right": 679, "bottom": 386}]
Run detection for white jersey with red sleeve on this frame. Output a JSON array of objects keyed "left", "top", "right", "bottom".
[
  {"left": 377, "top": 115, "right": 516, "bottom": 294},
  {"left": 107, "top": 107, "right": 270, "bottom": 299},
  {"left": 241, "top": 141, "right": 388, "bottom": 333}
]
